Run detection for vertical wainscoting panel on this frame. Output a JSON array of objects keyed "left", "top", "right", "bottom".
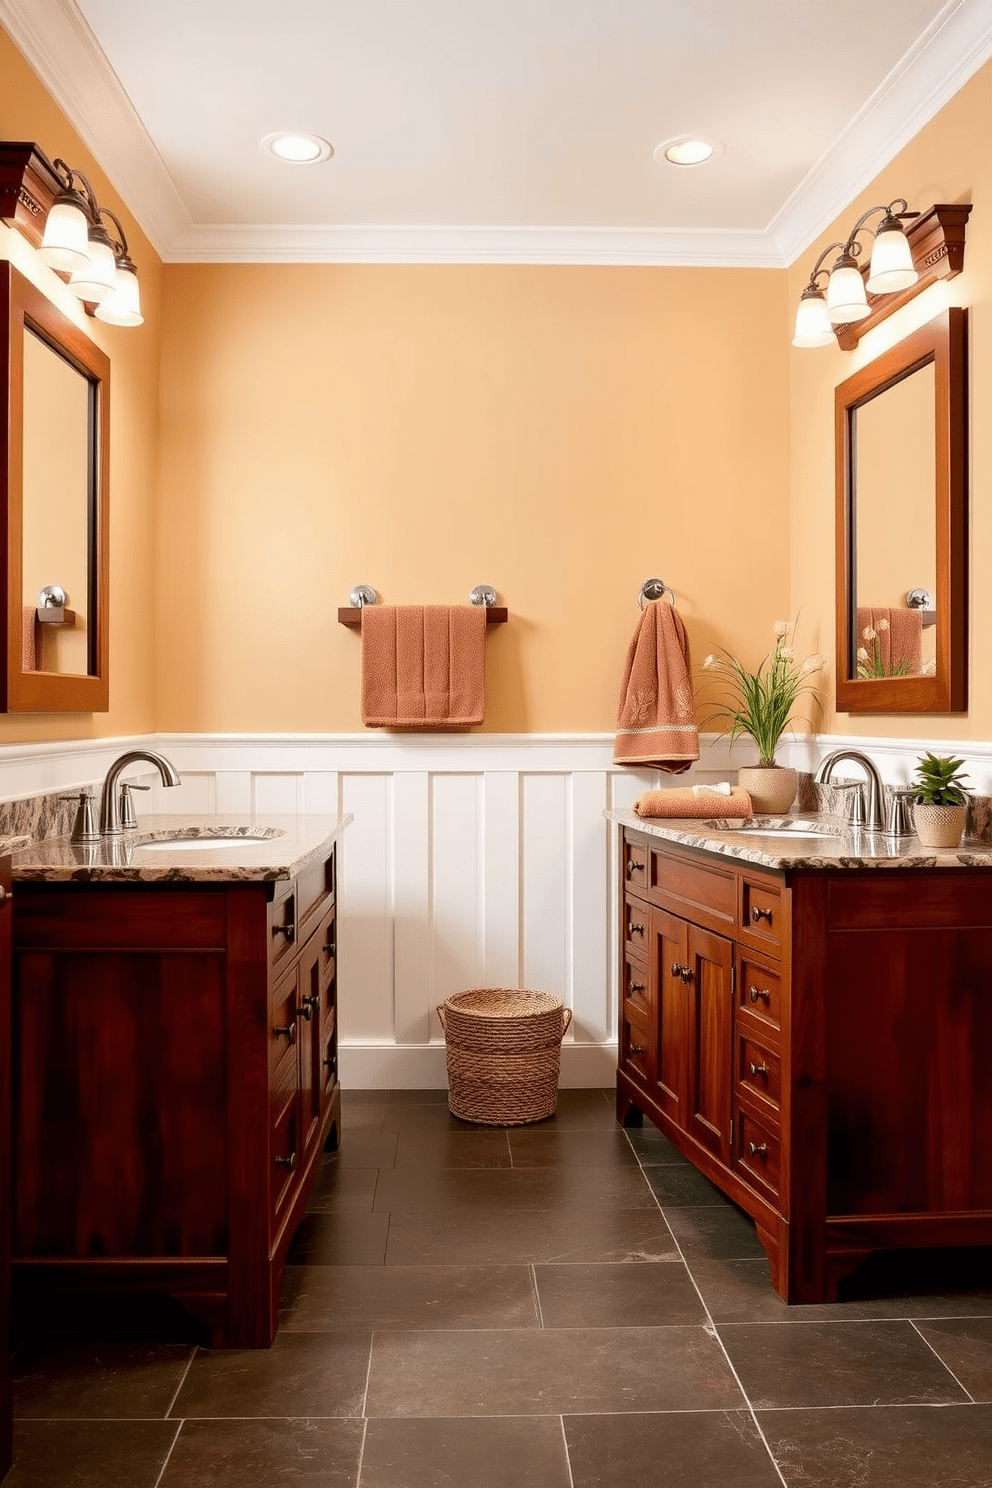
[
  {"left": 482, "top": 772, "right": 521, "bottom": 989},
  {"left": 570, "top": 771, "right": 611, "bottom": 1047},
  {"left": 520, "top": 773, "right": 570, "bottom": 1006},
  {"left": 429, "top": 774, "right": 485, "bottom": 1038},
  {"left": 338, "top": 773, "right": 394, "bottom": 1046},
  {"left": 392, "top": 772, "right": 431, "bottom": 1047}
]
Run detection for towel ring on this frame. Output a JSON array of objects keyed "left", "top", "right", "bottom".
[{"left": 639, "top": 578, "right": 676, "bottom": 609}]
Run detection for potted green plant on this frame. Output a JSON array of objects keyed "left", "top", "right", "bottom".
[
  {"left": 702, "top": 622, "right": 825, "bottom": 813},
  {"left": 912, "top": 753, "right": 970, "bottom": 848}
]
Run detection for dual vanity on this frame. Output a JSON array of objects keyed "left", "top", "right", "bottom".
[
  {"left": 6, "top": 809, "right": 349, "bottom": 1349},
  {"left": 614, "top": 806, "right": 992, "bottom": 1303}
]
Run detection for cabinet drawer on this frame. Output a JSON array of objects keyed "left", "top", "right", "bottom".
[
  {"left": 623, "top": 838, "right": 648, "bottom": 893},
  {"left": 650, "top": 851, "right": 736, "bottom": 933},
  {"left": 269, "top": 965, "right": 300, "bottom": 1084},
  {"left": 624, "top": 893, "right": 649, "bottom": 958},
  {"left": 740, "top": 877, "right": 783, "bottom": 952},
  {"left": 621, "top": 1004, "right": 652, "bottom": 1089},
  {"left": 268, "top": 888, "right": 298, "bottom": 972},
  {"left": 269, "top": 1072, "right": 299, "bottom": 1231},
  {"left": 736, "top": 1031, "right": 781, "bottom": 1114},
  {"left": 623, "top": 950, "right": 651, "bottom": 1020},
  {"left": 737, "top": 953, "right": 782, "bottom": 1036},
  {"left": 733, "top": 1108, "right": 781, "bottom": 1201}
]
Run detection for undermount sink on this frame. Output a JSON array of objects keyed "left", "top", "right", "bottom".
[
  {"left": 135, "top": 826, "right": 286, "bottom": 851},
  {"left": 703, "top": 817, "right": 845, "bottom": 840}
]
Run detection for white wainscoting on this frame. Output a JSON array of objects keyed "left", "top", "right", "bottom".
[{"left": 6, "top": 728, "right": 992, "bottom": 1090}]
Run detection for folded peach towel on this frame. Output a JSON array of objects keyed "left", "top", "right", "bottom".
[
  {"left": 856, "top": 606, "right": 922, "bottom": 675},
  {"left": 361, "top": 605, "right": 487, "bottom": 728},
  {"left": 614, "top": 600, "right": 700, "bottom": 772},
  {"left": 21, "top": 607, "right": 38, "bottom": 672},
  {"left": 633, "top": 786, "right": 752, "bottom": 819}
]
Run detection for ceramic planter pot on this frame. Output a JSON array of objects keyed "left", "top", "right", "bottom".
[
  {"left": 737, "top": 765, "right": 797, "bottom": 815},
  {"left": 913, "top": 801, "right": 967, "bottom": 848}
]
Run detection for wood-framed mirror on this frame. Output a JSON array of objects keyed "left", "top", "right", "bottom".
[
  {"left": 1, "top": 263, "right": 109, "bottom": 711},
  {"left": 835, "top": 307, "right": 967, "bottom": 714}
]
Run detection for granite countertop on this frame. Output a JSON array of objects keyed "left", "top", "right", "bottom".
[
  {"left": 8, "top": 813, "right": 352, "bottom": 884},
  {"left": 608, "top": 807, "right": 992, "bottom": 871}
]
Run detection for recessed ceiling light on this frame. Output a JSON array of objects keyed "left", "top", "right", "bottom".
[
  {"left": 260, "top": 132, "right": 334, "bottom": 165},
  {"left": 654, "top": 137, "right": 723, "bottom": 167}
]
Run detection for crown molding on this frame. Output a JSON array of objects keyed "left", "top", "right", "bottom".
[
  {"left": 769, "top": 0, "right": 992, "bottom": 263},
  {"left": 0, "top": 0, "right": 189, "bottom": 256},
  {"left": 162, "top": 221, "right": 782, "bottom": 267},
  {"left": 3, "top": 0, "right": 992, "bottom": 267}
]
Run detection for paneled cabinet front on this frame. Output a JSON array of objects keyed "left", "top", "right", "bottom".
[{"left": 11, "top": 845, "right": 341, "bottom": 1347}]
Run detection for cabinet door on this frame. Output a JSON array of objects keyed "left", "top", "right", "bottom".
[
  {"left": 685, "top": 924, "right": 734, "bottom": 1164},
  {"left": 650, "top": 908, "right": 689, "bottom": 1128}
]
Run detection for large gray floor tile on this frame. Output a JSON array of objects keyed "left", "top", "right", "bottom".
[
  {"left": 365, "top": 1326, "right": 744, "bottom": 1417},
  {"left": 392, "top": 1129, "right": 512, "bottom": 1168},
  {"left": 287, "top": 1211, "right": 391, "bottom": 1265},
  {"left": 170, "top": 1333, "right": 372, "bottom": 1419},
  {"left": 759, "top": 1403, "right": 992, "bottom": 1487},
  {"left": 12, "top": 1338, "right": 193, "bottom": 1419},
  {"left": 158, "top": 1419, "right": 364, "bottom": 1487},
  {"left": 913, "top": 1317, "right": 992, "bottom": 1401},
  {"left": 507, "top": 1129, "right": 638, "bottom": 1167},
  {"left": 534, "top": 1262, "right": 705, "bottom": 1328},
  {"left": 692, "top": 1257, "right": 992, "bottom": 1325},
  {"left": 280, "top": 1264, "right": 539, "bottom": 1331},
  {"left": 360, "top": 1416, "right": 571, "bottom": 1488},
  {"left": 372, "top": 1164, "right": 654, "bottom": 1213},
  {"left": 385, "top": 1206, "right": 679, "bottom": 1266},
  {"left": 8, "top": 1421, "right": 179, "bottom": 1488},
  {"left": 565, "top": 1410, "right": 781, "bottom": 1488},
  {"left": 663, "top": 1205, "right": 766, "bottom": 1261},
  {"left": 720, "top": 1319, "right": 971, "bottom": 1409}
]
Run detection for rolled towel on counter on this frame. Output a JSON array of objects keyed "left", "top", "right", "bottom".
[{"left": 633, "top": 786, "right": 752, "bottom": 820}]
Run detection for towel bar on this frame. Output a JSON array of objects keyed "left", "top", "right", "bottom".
[{"left": 339, "top": 584, "right": 508, "bottom": 627}]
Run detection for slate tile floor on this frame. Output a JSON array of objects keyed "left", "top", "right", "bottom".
[{"left": 8, "top": 1086, "right": 992, "bottom": 1486}]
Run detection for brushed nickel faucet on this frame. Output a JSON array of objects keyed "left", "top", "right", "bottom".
[
  {"left": 99, "top": 750, "right": 181, "bottom": 836},
  {"left": 813, "top": 748, "right": 886, "bottom": 832}
]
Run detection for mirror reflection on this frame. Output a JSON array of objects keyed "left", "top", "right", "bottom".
[
  {"left": 851, "top": 362, "right": 936, "bottom": 681},
  {"left": 21, "top": 327, "right": 93, "bottom": 676}
]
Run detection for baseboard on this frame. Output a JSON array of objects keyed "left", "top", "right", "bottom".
[{"left": 338, "top": 1040, "right": 620, "bottom": 1091}]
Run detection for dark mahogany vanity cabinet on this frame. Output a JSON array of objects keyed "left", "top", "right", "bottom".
[
  {"left": 0, "top": 858, "right": 11, "bottom": 1481},
  {"left": 618, "top": 825, "right": 992, "bottom": 1302},
  {"left": 10, "top": 844, "right": 340, "bottom": 1347}
]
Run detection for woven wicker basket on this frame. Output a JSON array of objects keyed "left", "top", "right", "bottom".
[{"left": 436, "top": 988, "right": 573, "bottom": 1125}]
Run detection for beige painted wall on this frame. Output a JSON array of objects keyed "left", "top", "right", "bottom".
[
  {"left": 789, "top": 60, "right": 992, "bottom": 742},
  {"left": 0, "top": 27, "right": 161, "bottom": 743},
  {"left": 156, "top": 262, "right": 790, "bottom": 732}
]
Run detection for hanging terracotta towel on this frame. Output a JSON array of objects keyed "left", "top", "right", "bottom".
[
  {"left": 856, "top": 606, "right": 922, "bottom": 675},
  {"left": 614, "top": 600, "right": 700, "bottom": 772},
  {"left": 633, "top": 786, "right": 752, "bottom": 820},
  {"left": 21, "top": 607, "right": 39, "bottom": 672},
  {"left": 361, "top": 605, "right": 487, "bottom": 728}
]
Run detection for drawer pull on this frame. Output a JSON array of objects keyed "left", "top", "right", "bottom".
[
  {"left": 273, "top": 921, "right": 296, "bottom": 942},
  {"left": 670, "top": 963, "right": 693, "bottom": 984},
  {"left": 749, "top": 986, "right": 771, "bottom": 1004},
  {"left": 630, "top": 980, "right": 645, "bottom": 994},
  {"left": 323, "top": 1056, "right": 336, "bottom": 1070},
  {"left": 323, "top": 937, "right": 336, "bottom": 958},
  {"left": 302, "top": 992, "right": 320, "bottom": 1017},
  {"left": 297, "top": 999, "right": 314, "bottom": 1022},
  {"left": 275, "top": 1151, "right": 297, "bottom": 1171},
  {"left": 630, "top": 1043, "right": 645, "bottom": 1054},
  {"left": 748, "top": 1061, "right": 769, "bottom": 1077},
  {"left": 751, "top": 905, "right": 773, "bottom": 925},
  {"left": 273, "top": 1020, "right": 297, "bottom": 1042},
  {"left": 628, "top": 921, "right": 645, "bottom": 937},
  {"left": 748, "top": 1141, "right": 769, "bottom": 1158}
]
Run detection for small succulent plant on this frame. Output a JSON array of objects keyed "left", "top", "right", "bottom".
[{"left": 912, "top": 753, "right": 969, "bottom": 806}]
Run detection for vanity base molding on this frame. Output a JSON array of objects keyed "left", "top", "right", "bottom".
[
  {"left": 11, "top": 845, "right": 340, "bottom": 1347},
  {"left": 618, "top": 826, "right": 992, "bottom": 1304}
]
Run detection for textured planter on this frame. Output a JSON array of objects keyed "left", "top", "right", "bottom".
[
  {"left": 913, "top": 802, "right": 967, "bottom": 849},
  {"left": 737, "top": 765, "right": 797, "bottom": 815}
]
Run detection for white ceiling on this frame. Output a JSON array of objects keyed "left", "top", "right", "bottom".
[{"left": 2, "top": 0, "right": 991, "bottom": 266}]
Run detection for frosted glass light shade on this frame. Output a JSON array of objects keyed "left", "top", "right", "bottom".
[
  {"left": 94, "top": 262, "right": 143, "bottom": 326},
  {"left": 826, "top": 262, "right": 869, "bottom": 324},
  {"left": 866, "top": 227, "right": 918, "bottom": 294},
  {"left": 37, "top": 199, "right": 91, "bottom": 273},
  {"left": 791, "top": 290, "right": 835, "bottom": 347},
  {"left": 68, "top": 234, "right": 117, "bottom": 303}
]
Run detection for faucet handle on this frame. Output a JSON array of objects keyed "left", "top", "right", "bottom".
[
  {"left": 59, "top": 790, "right": 100, "bottom": 844},
  {"left": 119, "top": 781, "right": 152, "bottom": 830},
  {"left": 884, "top": 787, "right": 917, "bottom": 839},
  {"left": 832, "top": 780, "right": 867, "bottom": 827}
]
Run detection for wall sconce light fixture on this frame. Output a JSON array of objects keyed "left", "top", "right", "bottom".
[
  {"left": 792, "top": 200, "right": 972, "bottom": 351},
  {"left": 0, "top": 142, "right": 143, "bottom": 327}
]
